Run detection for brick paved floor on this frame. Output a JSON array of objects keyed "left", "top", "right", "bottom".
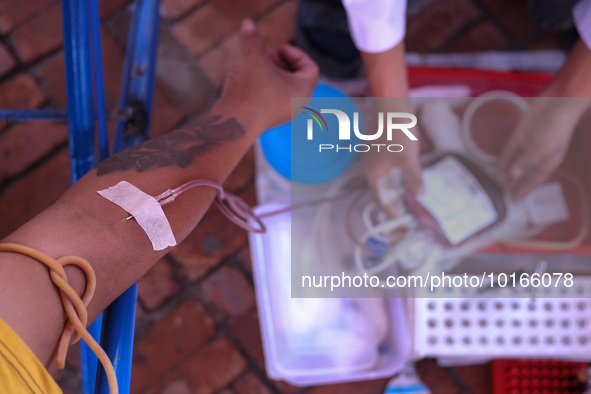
[{"left": 0, "top": 0, "right": 570, "bottom": 392}]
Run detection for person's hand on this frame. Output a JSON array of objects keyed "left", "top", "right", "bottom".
[
  {"left": 217, "top": 19, "right": 319, "bottom": 131},
  {"left": 498, "top": 96, "right": 582, "bottom": 200},
  {"left": 363, "top": 126, "right": 423, "bottom": 217}
]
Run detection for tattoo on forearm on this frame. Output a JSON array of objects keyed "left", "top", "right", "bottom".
[{"left": 96, "top": 115, "right": 245, "bottom": 176}]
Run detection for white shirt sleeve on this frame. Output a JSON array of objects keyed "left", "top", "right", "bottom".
[
  {"left": 342, "top": 0, "right": 407, "bottom": 53},
  {"left": 574, "top": 0, "right": 591, "bottom": 49}
]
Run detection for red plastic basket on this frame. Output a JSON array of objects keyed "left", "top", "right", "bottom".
[{"left": 491, "top": 359, "right": 588, "bottom": 394}]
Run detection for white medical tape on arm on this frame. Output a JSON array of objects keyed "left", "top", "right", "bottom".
[{"left": 97, "top": 181, "right": 177, "bottom": 251}]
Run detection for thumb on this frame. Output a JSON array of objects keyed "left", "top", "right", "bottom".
[
  {"left": 239, "top": 19, "right": 265, "bottom": 57},
  {"left": 400, "top": 159, "right": 425, "bottom": 196},
  {"left": 365, "top": 168, "right": 401, "bottom": 219}
]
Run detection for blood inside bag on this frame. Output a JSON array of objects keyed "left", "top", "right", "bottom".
[{"left": 406, "top": 154, "right": 506, "bottom": 246}]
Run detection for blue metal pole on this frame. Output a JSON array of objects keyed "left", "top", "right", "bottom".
[
  {"left": 89, "top": 0, "right": 110, "bottom": 161},
  {"left": 95, "top": 284, "right": 138, "bottom": 394},
  {"left": 113, "top": 0, "right": 161, "bottom": 152},
  {"left": 0, "top": 109, "right": 68, "bottom": 121},
  {"left": 61, "top": 0, "right": 102, "bottom": 393},
  {"left": 96, "top": 1, "right": 162, "bottom": 393},
  {"left": 81, "top": 315, "right": 103, "bottom": 394},
  {"left": 61, "top": 0, "right": 96, "bottom": 184}
]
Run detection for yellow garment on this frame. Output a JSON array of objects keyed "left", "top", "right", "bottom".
[{"left": 0, "top": 318, "right": 61, "bottom": 394}]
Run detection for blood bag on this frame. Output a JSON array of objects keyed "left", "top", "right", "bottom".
[{"left": 405, "top": 154, "right": 507, "bottom": 247}]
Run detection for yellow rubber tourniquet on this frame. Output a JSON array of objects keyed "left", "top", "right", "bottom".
[{"left": 0, "top": 318, "right": 62, "bottom": 394}]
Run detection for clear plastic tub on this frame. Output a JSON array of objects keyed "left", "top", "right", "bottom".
[{"left": 249, "top": 204, "right": 411, "bottom": 386}]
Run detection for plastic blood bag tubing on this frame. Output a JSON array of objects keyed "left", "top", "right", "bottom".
[
  {"left": 405, "top": 153, "right": 507, "bottom": 248},
  {"left": 355, "top": 153, "right": 508, "bottom": 277}
]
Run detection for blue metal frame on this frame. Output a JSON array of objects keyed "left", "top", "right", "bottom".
[
  {"left": 61, "top": 0, "right": 97, "bottom": 184},
  {"left": 0, "top": 0, "right": 161, "bottom": 393},
  {"left": 0, "top": 109, "right": 68, "bottom": 121},
  {"left": 92, "top": 1, "right": 161, "bottom": 393},
  {"left": 113, "top": 0, "right": 161, "bottom": 152},
  {"left": 93, "top": 1, "right": 160, "bottom": 393},
  {"left": 94, "top": 285, "right": 138, "bottom": 393},
  {"left": 89, "top": 0, "right": 110, "bottom": 161},
  {"left": 61, "top": 1, "right": 108, "bottom": 393}
]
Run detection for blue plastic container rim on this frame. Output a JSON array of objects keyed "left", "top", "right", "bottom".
[{"left": 260, "top": 83, "right": 358, "bottom": 184}]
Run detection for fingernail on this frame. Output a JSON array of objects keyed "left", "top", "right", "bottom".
[{"left": 241, "top": 19, "right": 255, "bottom": 32}]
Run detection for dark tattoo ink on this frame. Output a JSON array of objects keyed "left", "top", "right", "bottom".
[{"left": 96, "top": 115, "right": 245, "bottom": 176}]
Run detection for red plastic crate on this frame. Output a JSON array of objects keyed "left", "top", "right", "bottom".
[{"left": 491, "top": 359, "right": 588, "bottom": 393}]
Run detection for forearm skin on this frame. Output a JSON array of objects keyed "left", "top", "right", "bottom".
[{"left": 0, "top": 101, "right": 260, "bottom": 365}]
